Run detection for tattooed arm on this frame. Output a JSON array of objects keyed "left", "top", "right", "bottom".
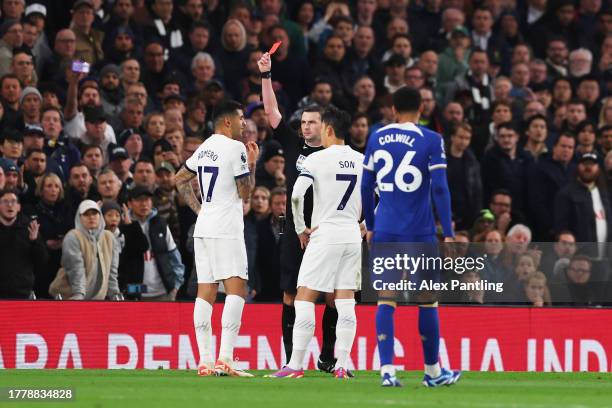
[
  {"left": 236, "top": 166, "right": 255, "bottom": 201},
  {"left": 175, "top": 166, "right": 201, "bottom": 214},
  {"left": 235, "top": 141, "right": 260, "bottom": 201}
]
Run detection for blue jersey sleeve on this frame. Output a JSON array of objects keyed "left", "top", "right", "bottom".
[
  {"left": 361, "top": 138, "right": 377, "bottom": 231},
  {"left": 428, "top": 133, "right": 447, "bottom": 171},
  {"left": 428, "top": 132, "right": 453, "bottom": 237}
]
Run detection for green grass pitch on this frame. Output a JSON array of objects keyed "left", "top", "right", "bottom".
[{"left": 1, "top": 370, "right": 611, "bottom": 408}]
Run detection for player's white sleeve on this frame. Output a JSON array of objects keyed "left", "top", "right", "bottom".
[
  {"left": 291, "top": 175, "right": 314, "bottom": 235},
  {"left": 184, "top": 145, "right": 200, "bottom": 173},
  {"left": 233, "top": 143, "right": 250, "bottom": 178}
]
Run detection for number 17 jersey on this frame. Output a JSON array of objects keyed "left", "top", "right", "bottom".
[
  {"left": 363, "top": 122, "right": 447, "bottom": 236},
  {"left": 185, "top": 134, "right": 250, "bottom": 239}
]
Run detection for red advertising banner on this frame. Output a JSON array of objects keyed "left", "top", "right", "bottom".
[{"left": 0, "top": 301, "right": 611, "bottom": 372}]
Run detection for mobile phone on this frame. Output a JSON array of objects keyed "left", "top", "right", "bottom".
[
  {"left": 71, "top": 60, "right": 90, "bottom": 74},
  {"left": 30, "top": 215, "right": 38, "bottom": 221},
  {"left": 127, "top": 284, "right": 147, "bottom": 294}
]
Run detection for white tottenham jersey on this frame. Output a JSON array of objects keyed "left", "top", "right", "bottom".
[
  {"left": 185, "top": 134, "right": 249, "bottom": 239},
  {"left": 293, "top": 145, "right": 364, "bottom": 244}
]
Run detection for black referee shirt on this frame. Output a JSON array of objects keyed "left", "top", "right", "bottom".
[{"left": 272, "top": 119, "right": 323, "bottom": 231}]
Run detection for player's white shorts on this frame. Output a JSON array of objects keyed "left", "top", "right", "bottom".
[
  {"left": 297, "top": 241, "right": 362, "bottom": 293},
  {"left": 194, "top": 237, "right": 248, "bottom": 283}
]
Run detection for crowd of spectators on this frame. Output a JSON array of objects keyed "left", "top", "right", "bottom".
[{"left": 0, "top": 0, "right": 611, "bottom": 306}]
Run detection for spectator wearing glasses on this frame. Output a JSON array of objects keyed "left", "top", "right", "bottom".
[
  {"left": 488, "top": 189, "right": 526, "bottom": 236},
  {"left": 551, "top": 254, "right": 606, "bottom": 306},
  {"left": 482, "top": 122, "right": 533, "bottom": 216},
  {"left": 0, "top": 19, "right": 24, "bottom": 76},
  {"left": 0, "top": 189, "right": 47, "bottom": 299},
  {"left": 40, "top": 29, "right": 76, "bottom": 84}
]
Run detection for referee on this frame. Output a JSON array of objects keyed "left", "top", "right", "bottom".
[{"left": 258, "top": 52, "right": 339, "bottom": 371}]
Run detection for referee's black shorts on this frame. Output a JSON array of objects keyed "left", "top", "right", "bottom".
[{"left": 279, "top": 230, "right": 304, "bottom": 293}]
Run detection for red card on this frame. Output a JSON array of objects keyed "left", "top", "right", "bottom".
[{"left": 268, "top": 41, "right": 282, "bottom": 55}]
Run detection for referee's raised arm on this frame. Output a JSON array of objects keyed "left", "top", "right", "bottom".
[{"left": 258, "top": 52, "right": 282, "bottom": 130}]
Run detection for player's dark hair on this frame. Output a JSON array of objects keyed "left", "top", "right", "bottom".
[
  {"left": 392, "top": 86, "right": 421, "bottom": 113},
  {"left": 212, "top": 100, "right": 243, "bottom": 126},
  {"left": 321, "top": 106, "right": 351, "bottom": 140}
]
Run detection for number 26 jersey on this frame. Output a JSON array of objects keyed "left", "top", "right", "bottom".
[
  {"left": 363, "top": 122, "right": 447, "bottom": 236},
  {"left": 185, "top": 134, "right": 250, "bottom": 239}
]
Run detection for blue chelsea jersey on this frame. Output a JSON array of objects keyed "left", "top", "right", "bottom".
[{"left": 363, "top": 122, "right": 447, "bottom": 236}]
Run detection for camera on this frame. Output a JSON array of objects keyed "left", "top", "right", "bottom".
[
  {"left": 71, "top": 60, "right": 91, "bottom": 74},
  {"left": 126, "top": 284, "right": 147, "bottom": 295}
]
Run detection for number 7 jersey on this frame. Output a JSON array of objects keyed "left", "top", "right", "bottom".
[
  {"left": 298, "top": 145, "right": 364, "bottom": 243},
  {"left": 184, "top": 134, "right": 250, "bottom": 239},
  {"left": 363, "top": 122, "right": 447, "bottom": 236}
]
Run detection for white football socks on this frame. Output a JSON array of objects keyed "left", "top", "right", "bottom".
[
  {"left": 193, "top": 297, "right": 214, "bottom": 366},
  {"left": 381, "top": 364, "right": 396, "bottom": 377},
  {"left": 287, "top": 300, "right": 315, "bottom": 370},
  {"left": 334, "top": 298, "right": 356, "bottom": 370},
  {"left": 218, "top": 294, "right": 245, "bottom": 363},
  {"left": 425, "top": 363, "right": 442, "bottom": 378}
]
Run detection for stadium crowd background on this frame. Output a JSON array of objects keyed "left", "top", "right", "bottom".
[{"left": 0, "top": 0, "right": 610, "bottom": 306}]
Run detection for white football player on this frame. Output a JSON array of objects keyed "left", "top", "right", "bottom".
[
  {"left": 175, "top": 100, "right": 258, "bottom": 377},
  {"left": 268, "top": 106, "right": 364, "bottom": 379}
]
